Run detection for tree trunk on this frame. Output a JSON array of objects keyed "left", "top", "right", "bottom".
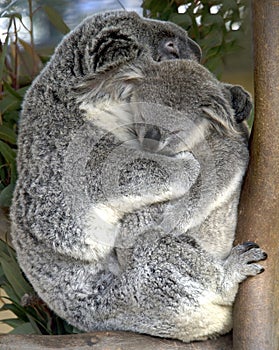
[{"left": 233, "top": 0, "right": 279, "bottom": 349}]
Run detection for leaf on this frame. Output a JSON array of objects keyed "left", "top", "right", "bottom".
[
  {"left": 0, "top": 302, "right": 29, "bottom": 321},
  {"left": 0, "top": 183, "right": 15, "bottom": 207},
  {"left": 0, "top": 253, "right": 34, "bottom": 300},
  {"left": 0, "top": 140, "right": 16, "bottom": 164},
  {"left": 42, "top": 5, "right": 70, "bottom": 35},
  {"left": 1, "top": 12, "right": 22, "bottom": 21},
  {"left": 1, "top": 318, "right": 25, "bottom": 328},
  {"left": 222, "top": 0, "right": 238, "bottom": 12},
  {"left": 0, "top": 95, "right": 21, "bottom": 114},
  {"left": 169, "top": 13, "right": 192, "bottom": 28},
  {"left": 0, "top": 33, "right": 9, "bottom": 83},
  {"left": 18, "top": 39, "right": 43, "bottom": 76},
  {"left": 201, "top": 29, "right": 223, "bottom": 50},
  {"left": 9, "top": 322, "right": 35, "bottom": 334},
  {"left": 0, "top": 125, "right": 17, "bottom": 144},
  {"left": 0, "top": 282, "right": 20, "bottom": 304},
  {"left": 0, "top": 239, "right": 12, "bottom": 257},
  {"left": 203, "top": 13, "right": 224, "bottom": 26},
  {"left": 17, "top": 85, "right": 29, "bottom": 98},
  {"left": 3, "top": 110, "right": 20, "bottom": 125},
  {"left": 2, "top": 81, "right": 22, "bottom": 100}
]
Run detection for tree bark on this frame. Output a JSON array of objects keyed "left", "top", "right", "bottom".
[{"left": 233, "top": 1, "right": 279, "bottom": 349}]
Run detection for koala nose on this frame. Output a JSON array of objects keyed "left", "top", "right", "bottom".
[
  {"left": 164, "top": 41, "right": 179, "bottom": 57},
  {"left": 159, "top": 40, "right": 180, "bottom": 60},
  {"left": 142, "top": 126, "right": 162, "bottom": 152}
]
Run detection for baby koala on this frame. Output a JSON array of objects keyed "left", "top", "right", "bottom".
[{"left": 73, "top": 58, "right": 267, "bottom": 340}]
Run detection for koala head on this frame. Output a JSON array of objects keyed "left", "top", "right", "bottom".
[
  {"left": 78, "top": 58, "right": 251, "bottom": 150},
  {"left": 67, "top": 11, "right": 201, "bottom": 75}
]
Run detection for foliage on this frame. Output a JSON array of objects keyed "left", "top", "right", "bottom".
[{"left": 142, "top": 0, "right": 249, "bottom": 76}]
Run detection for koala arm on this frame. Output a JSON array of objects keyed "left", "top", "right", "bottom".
[{"left": 80, "top": 138, "right": 200, "bottom": 254}]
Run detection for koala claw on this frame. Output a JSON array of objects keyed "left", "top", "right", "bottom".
[
  {"left": 241, "top": 241, "right": 260, "bottom": 250},
  {"left": 225, "top": 242, "right": 267, "bottom": 280}
]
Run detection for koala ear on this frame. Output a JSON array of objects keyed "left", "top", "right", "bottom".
[
  {"left": 223, "top": 83, "right": 253, "bottom": 123},
  {"left": 188, "top": 38, "right": 202, "bottom": 62},
  {"left": 86, "top": 27, "right": 141, "bottom": 73}
]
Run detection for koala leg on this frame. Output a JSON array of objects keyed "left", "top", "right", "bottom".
[{"left": 15, "top": 232, "right": 266, "bottom": 343}]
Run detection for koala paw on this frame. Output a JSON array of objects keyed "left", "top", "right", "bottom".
[{"left": 225, "top": 241, "right": 267, "bottom": 280}]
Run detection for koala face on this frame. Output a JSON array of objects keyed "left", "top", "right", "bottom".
[{"left": 81, "top": 11, "right": 201, "bottom": 74}]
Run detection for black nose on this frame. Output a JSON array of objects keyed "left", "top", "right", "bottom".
[{"left": 160, "top": 40, "right": 180, "bottom": 60}]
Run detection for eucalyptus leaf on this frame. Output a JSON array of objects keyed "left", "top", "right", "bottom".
[
  {"left": 0, "top": 255, "right": 33, "bottom": 300},
  {"left": 0, "top": 183, "right": 15, "bottom": 207},
  {"left": 42, "top": 5, "right": 70, "bottom": 35},
  {"left": 169, "top": 13, "right": 192, "bottom": 28},
  {"left": 203, "top": 13, "right": 224, "bottom": 26},
  {"left": 1, "top": 318, "right": 25, "bottom": 328},
  {"left": 0, "top": 281, "right": 21, "bottom": 304},
  {"left": 0, "top": 95, "right": 21, "bottom": 114},
  {"left": 2, "top": 81, "right": 22, "bottom": 100},
  {"left": 9, "top": 322, "right": 35, "bottom": 334},
  {"left": 0, "top": 35, "right": 9, "bottom": 83},
  {"left": 0, "top": 125, "right": 17, "bottom": 145},
  {"left": 0, "top": 140, "right": 16, "bottom": 164},
  {"left": 0, "top": 302, "right": 29, "bottom": 321}
]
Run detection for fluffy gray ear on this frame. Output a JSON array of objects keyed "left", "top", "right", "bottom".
[
  {"left": 86, "top": 27, "right": 142, "bottom": 73},
  {"left": 188, "top": 37, "right": 202, "bottom": 62},
  {"left": 223, "top": 83, "right": 253, "bottom": 123}
]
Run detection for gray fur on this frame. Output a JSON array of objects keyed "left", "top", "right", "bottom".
[{"left": 11, "top": 11, "right": 266, "bottom": 342}]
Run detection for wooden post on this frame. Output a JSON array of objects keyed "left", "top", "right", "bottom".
[{"left": 233, "top": 0, "right": 279, "bottom": 349}]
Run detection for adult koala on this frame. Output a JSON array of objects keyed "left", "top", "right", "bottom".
[{"left": 11, "top": 11, "right": 266, "bottom": 342}]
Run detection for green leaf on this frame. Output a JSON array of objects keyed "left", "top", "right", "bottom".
[
  {"left": 169, "top": 13, "right": 192, "bottom": 28},
  {"left": 17, "top": 86, "right": 29, "bottom": 98},
  {"left": 0, "top": 34, "right": 9, "bottom": 83},
  {"left": 0, "top": 125, "right": 17, "bottom": 144},
  {"left": 0, "top": 239, "right": 12, "bottom": 257},
  {"left": 201, "top": 29, "right": 223, "bottom": 50},
  {"left": 18, "top": 39, "right": 43, "bottom": 76},
  {"left": 0, "top": 253, "right": 33, "bottom": 300},
  {"left": 1, "top": 12, "right": 22, "bottom": 21},
  {"left": 0, "top": 140, "right": 16, "bottom": 164},
  {"left": 1, "top": 318, "right": 25, "bottom": 328},
  {"left": 222, "top": 0, "right": 238, "bottom": 12},
  {"left": 42, "top": 5, "right": 70, "bottom": 35},
  {"left": 0, "top": 282, "right": 21, "bottom": 304},
  {"left": 3, "top": 110, "right": 20, "bottom": 125},
  {"left": 9, "top": 322, "right": 35, "bottom": 334},
  {"left": 0, "top": 95, "right": 21, "bottom": 114},
  {"left": 203, "top": 13, "right": 224, "bottom": 26},
  {"left": 0, "top": 302, "right": 28, "bottom": 321},
  {"left": 2, "top": 81, "right": 22, "bottom": 100},
  {"left": 0, "top": 183, "right": 15, "bottom": 207}
]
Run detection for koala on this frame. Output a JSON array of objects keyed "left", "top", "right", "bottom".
[{"left": 11, "top": 11, "right": 266, "bottom": 343}]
